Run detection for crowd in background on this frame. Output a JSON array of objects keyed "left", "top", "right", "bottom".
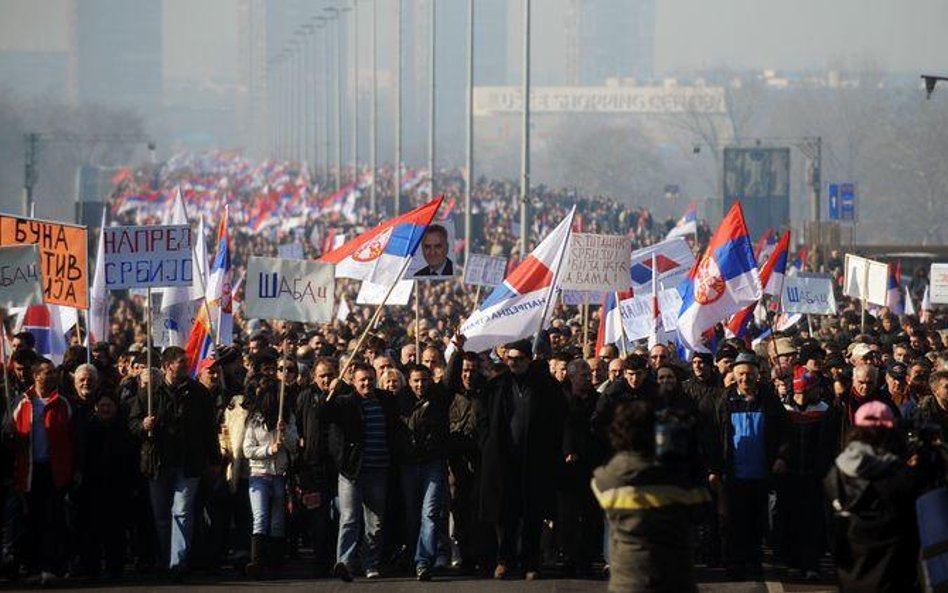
[{"left": 1, "top": 155, "right": 946, "bottom": 592}]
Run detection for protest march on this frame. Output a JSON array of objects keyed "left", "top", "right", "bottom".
[{"left": 0, "top": 152, "right": 946, "bottom": 593}]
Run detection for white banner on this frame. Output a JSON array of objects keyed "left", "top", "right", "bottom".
[
  {"left": 781, "top": 275, "right": 838, "bottom": 314},
  {"left": 0, "top": 245, "right": 43, "bottom": 309},
  {"left": 658, "top": 288, "right": 683, "bottom": 331},
  {"left": 560, "top": 233, "right": 631, "bottom": 292},
  {"left": 244, "top": 256, "right": 335, "bottom": 323},
  {"left": 463, "top": 253, "right": 508, "bottom": 287},
  {"left": 357, "top": 279, "right": 414, "bottom": 306},
  {"left": 843, "top": 254, "right": 888, "bottom": 306},
  {"left": 930, "top": 263, "right": 948, "bottom": 305},
  {"left": 103, "top": 224, "right": 193, "bottom": 289}
]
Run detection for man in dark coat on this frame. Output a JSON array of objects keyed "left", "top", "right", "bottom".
[
  {"left": 128, "top": 346, "right": 222, "bottom": 577},
  {"left": 473, "top": 339, "right": 565, "bottom": 580}
]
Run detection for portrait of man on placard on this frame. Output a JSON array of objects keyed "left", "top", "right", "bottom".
[{"left": 409, "top": 222, "right": 457, "bottom": 280}]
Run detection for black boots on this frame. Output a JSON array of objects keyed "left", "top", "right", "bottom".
[
  {"left": 245, "top": 535, "right": 266, "bottom": 580},
  {"left": 269, "top": 538, "right": 285, "bottom": 578}
]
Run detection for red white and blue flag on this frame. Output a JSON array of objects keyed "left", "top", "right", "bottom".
[
  {"left": 666, "top": 202, "right": 697, "bottom": 240},
  {"left": 754, "top": 228, "right": 776, "bottom": 263},
  {"left": 628, "top": 237, "right": 695, "bottom": 294},
  {"left": 595, "top": 290, "right": 633, "bottom": 353},
  {"left": 726, "top": 230, "right": 790, "bottom": 338},
  {"left": 17, "top": 305, "right": 68, "bottom": 364},
  {"left": 677, "top": 201, "right": 762, "bottom": 352},
  {"left": 886, "top": 261, "right": 903, "bottom": 315},
  {"left": 457, "top": 208, "right": 576, "bottom": 353},
  {"left": 206, "top": 207, "right": 233, "bottom": 345},
  {"left": 320, "top": 196, "right": 444, "bottom": 286}
]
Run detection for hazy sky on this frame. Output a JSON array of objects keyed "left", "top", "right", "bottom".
[{"left": 2, "top": 0, "right": 948, "bottom": 80}]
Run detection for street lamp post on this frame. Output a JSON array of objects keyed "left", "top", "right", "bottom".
[
  {"left": 519, "top": 0, "right": 531, "bottom": 259},
  {"left": 393, "top": 0, "right": 402, "bottom": 214},
  {"left": 464, "top": 0, "right": 474, "bottom": 266},
  {"left": 352, "top": 0, "right": 359, "bottom": 187},
  {"left": 369, "top": 0, "right": 378, "bottom": 213},
  {"left": 428, "top": 0, "right": 436, "bottom": 199}
]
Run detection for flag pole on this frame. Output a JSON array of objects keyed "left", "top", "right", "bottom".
[
  {"left": 0, "top": 320, "right": 11, "bottom": 411},
  {"left": 414, "top": 281, "right": 421, "bottom": 362},
  {"left": 531, "top": 208, "right": 575, "bottom": 355},
  {"left": 329, "top": 257, "right": 414, "bottom": 402},
  {"left": 145, "top": 287, "right": 153, "bottom": 420},
  {"left": 615, "top": 291, "right": 628, "bottom": 358},
  {"left": 582, "top": 292, "right": 589, "bottom": 358},
  {"left": 473, "top": 285, "right": 481, "bottom": 308},
  {"left": 179, "top": 192, "right": 219, "bottom": 347}
]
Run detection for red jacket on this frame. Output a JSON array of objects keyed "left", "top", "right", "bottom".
[{"left": 12, "top": 389, "right": 74, "bottom": 492}]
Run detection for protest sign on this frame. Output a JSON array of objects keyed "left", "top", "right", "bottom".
[
  {"left": 244, "top": 256, "right": 335, "bottom": 323},
  {"left": 562, "top": 289, "right": 605, "bottom": 306},
  {"left": 560, "top": 233, "right": 631, "bottom": 292},
  {"left": 0, "top": 245, "right": 43, "bottom": 309},
  {"left": 930, "top": 263, "right": 948, "bottom": 305},
  {"left": 103, "top": 225, "right": 193, "bottom": 289},
  {"left": 0, "top": 215, "right": 88, "bottom": 308},
  {"left": 357, "top": 279, "right": 414, "bottom": 306},
  {"left": 463, "top": 253, "right": 508, "bottom": 287},
  {"left": 843, "top": 254, "right": 888, "bottom": 306},
  {"left": 618, "top": 294, "right": 653, "bottom": 342},
  {"left": 658, "top": 288, "right": 683, "bottom": 331},
  {"left": 782, "top": 275, "right": 837, "bottom": 314},
  {"left": 277, "top": 242, "right": 304, "bottom": 260}
]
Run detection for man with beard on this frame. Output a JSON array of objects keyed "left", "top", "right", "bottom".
[
  {"left": 559, "top": 358, "right": 604, "bottom": 577},
  {"left": 475, "top": 339, "right": 565, "bottom": 581}
]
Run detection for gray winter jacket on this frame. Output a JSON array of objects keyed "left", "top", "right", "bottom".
[{"left": 242, "top": 412, "right": 299, "bottom": 477}]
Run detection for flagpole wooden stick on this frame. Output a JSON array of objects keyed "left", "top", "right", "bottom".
[
  {"left": 277, "top": 366, "right": 286, "bottom": 435},
  {"left": 615, "top": 291, "right": 628, "bottom": 358},
  {"left": 0, "top": 321, "right": 11, "bottom": 410},
  {"left": 473, "top": 285, "right": 481, "bottom": 308},
  {"left": 146, "top": 287, "right": 153, "bottom": 420},
  {"left": 83, "top": 308, "right": 91, "bottom": 364},
  {"left": 180, "top": 194, "right": 219, "bottom": 346},
  {"left": 860, "top": 263, "right": 869, "bottom": 334},
  {"left": 415, "top": 281, "right": 421, "bottom": 362},
  {"left": 582, "top": 292, "right": 589, "bottom": 358},
  {"left": 532, "top": 210, "right": 576, "bottom": 356},
  {"left": 329, "top": 258, "right": 414, "bottom": 402}
]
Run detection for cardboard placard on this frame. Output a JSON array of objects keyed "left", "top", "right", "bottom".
[
  {"left": 244, "top": 256, "right": 336, "bottom": 323},
  {"left": 560, "top": 233, "right": 632, "bottom": 292},
  {"left": 103, "top": 225, "right": 193, "bottom": 289},
  {"left": 0, "top": 245, "right": 43, "bottom": 309},
  {"left": 463, "top": 253, "right": 508, "bottom": 287},
  {"left": 0, "top": 215, "right": 88, "bottom": 308}
]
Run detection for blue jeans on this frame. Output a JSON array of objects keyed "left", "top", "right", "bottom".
[
  {"left": 337, "top": 467, "right": 387, "bottom": 572},
  {"left": 399, "top": 460, "right": 446, "bottom": 570},
  {"left": 149, "top": 468, "right": 200, "bottom": 570},
  {"left": 249, "top": 475, "right": 286, "bottom": 538}
]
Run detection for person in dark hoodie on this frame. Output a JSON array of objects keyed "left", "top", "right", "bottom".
[
  {"left": 594, "top": 354, "right": 658, "bottom": 442},
  {"left": 825, "top": 401, "right": 922, "bottom": 593},
  {"left": 592, "top": 401, "right": 709, "bottom": 593}
]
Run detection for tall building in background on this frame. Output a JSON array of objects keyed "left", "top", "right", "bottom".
[
  {"left": 573, "top": 0, "right": 655, "bottom": 85},
  {"left": 75, "top": 0, "right": 163, "bottom": 113}
]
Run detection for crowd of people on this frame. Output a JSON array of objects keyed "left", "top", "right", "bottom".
[{"left": 1, "top": 157, "right": 946, "bottom": 593}]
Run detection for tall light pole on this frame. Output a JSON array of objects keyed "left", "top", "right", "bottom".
[
  {"left": 339, "top": 7, "right": 351, "bottom": 185},
  {"left": 519, "top": 0, "right": 530, "bottom": 259},
  {"left": 351, "top": 0, "right": 359, "bottom": 186},
  {"left": 321, "top": 16, "right": 333, "bottom": 186},
  {"left": 464, "top": 0, "right": 474, "bottom": 266},
  {"left": 428, "top": 0, "right": 436, "bottom": 199},
  {"left": 369, "top": 0, "right": 377, "bottom": 212},
  {"left": 393, "top": 0, "right": 402, "bottom": 214}
]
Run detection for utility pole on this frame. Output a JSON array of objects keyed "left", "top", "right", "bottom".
[
  {"left": 428, "top": 0, "right": 436, "bottom": 199},
  {"left": 394, "top": 0, "right": 402, "bottom": 214},
  {"left": 369, "top": 0, "right": 377, "bottom": 212},
  {"left": 519, "top": 0, "right": 531, "bottom": 259},
  {"left": 23, "top": 133, "right": 38, "bottom": 216},
  {"left": 352, "top": 0, "right": 359, "bottom": 186},
  {"left": 464, "top": 0, "right": 474, "bottom": 266}
]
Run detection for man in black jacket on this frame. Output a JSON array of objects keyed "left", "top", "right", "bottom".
[
  {"left": 128, "top": 346, "right": 221, "bottom": 577},
  {"left": 705, "top": 352, "right": 788, "bottom": 581},
  {"left": 395, "top": 364, "right": 451, "bottom": 581},
  {"left": 474, "top": 339, "right": 565, "bottom": 581},
  {"left": 293, "top": 357, "right": 338, "bottom": 576},
  {"left": 327, "top": 363, "right": 398, "bottom": 581}
]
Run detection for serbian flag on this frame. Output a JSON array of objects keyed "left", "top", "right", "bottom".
[
  {"left": 726, "top": 230, "right": 790, "bottom": 338},
  {"left": 320, "top": 196, "right": 443, "bottom": 286},
  {"left": 789, "top": 248, "right": 807, "bottom": 275},
  {"left": 206, "top": 207, "right": 233, "bottom": 345},
  {"left": 17, "top": 305, "right": 68, "bottom": 364},
  {"left": 886, "top": 261, "right": 903, "bottom": 315},
  {"left": 754, "top": 228, "right": 776, "bottom": 262},
  {"left": 595, "top": 290, "right": 633, "bottom": 353},
  {"left": 677, "top": 201, "right": 762, "bottom": 352},
  {"left": 184, "top": 305, "right": 214, "bottom": 377},
  {"left": 666, "top": 202, "right": 697, "bottom": 240},
  {"left": 456, "top": 208, "right": 575, "bottom": 354}
]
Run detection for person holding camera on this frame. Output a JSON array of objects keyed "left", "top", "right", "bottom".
[
  {"left": 825, "top": 401, "right": 923, "bottom": 593},
  {"left": 592, "top": 401, "right": 709, "bottom": 593}
]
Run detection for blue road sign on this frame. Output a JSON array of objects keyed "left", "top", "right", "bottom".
[
  {"left": 840, "top": 183, "right": 855, "bottom": 221},
  {"left": 828, "top": 184, "right": 840, "bottom": 220}
]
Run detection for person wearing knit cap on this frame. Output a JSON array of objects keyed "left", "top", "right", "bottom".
[
  {"left": 777, "top": 366, "right": 838, "bottom": 581},
  {"left": 825, "top": 398, "right": 921, "bottom": 593}
]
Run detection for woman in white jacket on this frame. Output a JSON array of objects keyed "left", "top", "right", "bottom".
[{"left": 242, "top": 375, "right": 298, "bottom": 578}]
